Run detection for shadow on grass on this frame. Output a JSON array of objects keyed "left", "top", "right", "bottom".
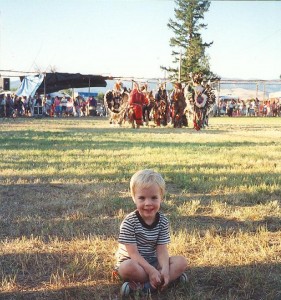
[
  {"left": 0, "top": 182, "right": 123, "bottom": 241},
  {"left": 0, "top": 181, "right": 280, "bottom": 242},
  {"left": 0, "top": 262, "right": 280, "bottom": 300},
  {"left": 187, "top": 262, "right": 281, "bottom": 300},
  {"left": 168, "top": 214, "right": 281, "bottom": 235},
  {"left": 1, "top": 164, "right": 281, "bottom": 199},
  {"left": 0, "top": 128, "right": 276, "bottom": 151}
]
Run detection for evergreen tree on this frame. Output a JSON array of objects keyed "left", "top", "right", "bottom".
[{"left": 163, "top": 0, "right": 215, "bottom": 82}]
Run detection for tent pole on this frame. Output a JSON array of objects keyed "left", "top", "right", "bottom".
[
  {"left": 256, "top": 82, "right": 258, "bottom": 100},
  {"left": 217, "top": 80, "right": 220, "bottom": 105},
  {"left": 44, "top": 73, "right": 46, "bottom": 95},
  {"left": 44, "top": 73, "right": 46, "bottom": 105}
]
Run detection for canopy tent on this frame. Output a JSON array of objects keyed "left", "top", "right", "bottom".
[
  {"left": 19, "top": 72, "right": 107, "bottom": 95},
  {"left": 219, "top": 88, "right": 267, "bottom": 100}
]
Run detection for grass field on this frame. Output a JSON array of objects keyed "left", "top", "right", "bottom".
[{"left": 0, "top": 116, "right": 281, "bottom": 300}]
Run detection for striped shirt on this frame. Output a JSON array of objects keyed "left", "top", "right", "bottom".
[{"left": 116, "top": 210, "right": 170, "bottom": 266}]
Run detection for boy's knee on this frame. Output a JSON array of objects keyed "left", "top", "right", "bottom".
[
  {"left": 118, "top": 259, "right": 147, "bottom": 282},
  {"left": 180, "top": 256, "right": 188, "bottom": 271},
  {"left": 119, "top": 259, "right": 141, "bottom": 276},
  {"left": 171, "top": 255, "right": 188, "bottom": 272}
]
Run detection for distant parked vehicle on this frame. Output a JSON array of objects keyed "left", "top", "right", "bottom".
[
  {"left": 88, "top": 97, "right": 97, "bottom": 116},
  {"left": 96, "top": 104, "right": 105, "bottom": 116}
]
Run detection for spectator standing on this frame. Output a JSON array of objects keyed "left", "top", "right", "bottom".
[
  {"left": 61, "top": 96, "right": 68, "bottom": 116},
  {"left": 74, "top": 96, "right": 82, "bottom": 117},
  {"left": 0, "top": 95, "right": 6, "bottom": 117},
  {"left": 6, "top": 94, "right": 14, "bottom": 117},
  {"left": 54, "top": 96, "right": 61, "bottom": 117}
]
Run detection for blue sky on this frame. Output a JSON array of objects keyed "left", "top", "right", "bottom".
[{"left": 1, "top": 0, "right": 281, "bottom": 80}]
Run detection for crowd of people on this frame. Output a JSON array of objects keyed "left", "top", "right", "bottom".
[
  {"left": 0, "top": 92, "right": 106, "bottom": 118},
  {"left": 1, "top": 86, "right": 280, "bottom": 122},
  {"left": 213, "top": 98, "right": 281, "bottom": 117}
]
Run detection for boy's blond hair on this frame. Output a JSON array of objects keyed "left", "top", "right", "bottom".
[{"left": 130, "top": 169, "right": 166, "bottom": 198}]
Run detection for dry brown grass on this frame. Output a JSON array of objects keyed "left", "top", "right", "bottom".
[{"left": 0, "top": 116, "right": 281, "bottom": 300}]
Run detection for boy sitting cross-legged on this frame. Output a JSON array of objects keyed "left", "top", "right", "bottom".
[{"left": 115, "top": 169, "right": 188, "bottom": 297}]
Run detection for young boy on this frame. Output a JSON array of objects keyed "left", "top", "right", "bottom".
[{"left": 115, "top": 169, "right": 188, "bottom": 296}]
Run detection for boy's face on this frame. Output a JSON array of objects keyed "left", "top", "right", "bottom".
[{"left": 133, "top": 183, "right": 162, "bottom": 224}]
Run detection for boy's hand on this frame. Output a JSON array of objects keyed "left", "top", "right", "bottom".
[
  {"left": 148, "top": 268, "right": 162, "bottom": 289},
  {"left": 159, "top": 268, "right": 170, "bottom": 290}
]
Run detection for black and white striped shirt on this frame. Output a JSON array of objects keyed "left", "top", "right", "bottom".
[{"left": 116, "top": 210, "right": 170, "bottom": 266}]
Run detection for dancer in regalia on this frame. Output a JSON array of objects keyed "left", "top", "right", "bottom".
[
  {"left": 154, "top": 83, "right": 169, "bottom": 126},
  {"left": 170, "top": 82, "right": 187, "bottom": 128},
  {"left": 129, "top": 82, "right": 146, "bottom": 128}
]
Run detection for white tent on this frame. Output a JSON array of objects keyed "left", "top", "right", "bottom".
[
  {"left": 269, "top": 91, "right": 281, "bottom": 99},
  {"left": 0, "top": 91, "right": 13, "bottom": 96},
  {"left": 219, "top": 88, "right": 267, "bottom": 100},
  {"left": 49, "top": 91, "right": 71, "bottom": 98}
]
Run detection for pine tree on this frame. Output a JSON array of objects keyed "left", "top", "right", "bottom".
[{"left": 163, "top": 0, "right": 215, "bottom": 82}]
